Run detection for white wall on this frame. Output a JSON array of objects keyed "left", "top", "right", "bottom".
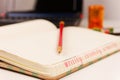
[
  {"left": 0, "top": 0, "right": 35, "bottom": 12},
  {"left": 14, "top": 0, "right": 36, "bottom": 11},
  {"left": 0, "top": 0, "right": 7, "bottom": 12},
  {"left": 83, "top": 0, "right": 120, "bottom": 20}
]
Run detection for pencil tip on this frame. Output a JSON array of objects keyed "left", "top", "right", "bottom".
[
  {"left": 57, "top": 46, "right": 62, "bottom": 54},
  {"left": 58, "top": 51, "right": 61, "bottom": 54}
]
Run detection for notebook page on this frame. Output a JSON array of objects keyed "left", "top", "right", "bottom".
[
  {"left": 0, "top": 27, "right": 120, "bottom": 65},
  {"left": 0, "top": 19, "right": 57, "bottom": 38}
]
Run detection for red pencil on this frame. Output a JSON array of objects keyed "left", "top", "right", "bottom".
[{"left": 57, "top": 21, "right": 64, "bottom": 53}]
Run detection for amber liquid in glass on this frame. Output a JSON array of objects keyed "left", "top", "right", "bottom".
[{"left": 88, "top": 5, "right": 104, "bottom": 30}]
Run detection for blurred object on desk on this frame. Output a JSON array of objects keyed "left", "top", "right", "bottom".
[
  {"left": 80, "top": 19, "right": 120, "bottom": 35},
  {"left": 0, "top": 0, "right": 83, "bottom": 27},
  {"left": 103, "top": 20, "right": 120, "bottom": 35},
  {"left": 88, "top": 5, "right": 104, "bottom": 31}
]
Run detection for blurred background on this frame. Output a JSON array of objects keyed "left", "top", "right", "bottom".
[
  {"left": 0, "top": 0, "right": 120, "bottom": 34},
  {"left": 0, "top": 0, "right": 120, "bottom": 20}
]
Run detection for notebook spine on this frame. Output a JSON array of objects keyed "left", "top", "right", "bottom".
[{"left": 48, "top": 40, "right": 120, "bottom": 77}]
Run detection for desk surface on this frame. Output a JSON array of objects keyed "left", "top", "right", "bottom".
[{"left": 1, "top": 51, "right": 120, "bottom": 80}]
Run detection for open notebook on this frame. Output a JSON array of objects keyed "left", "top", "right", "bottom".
[{"left": 0, "top": 19, "right": 120, "bottom": 80}]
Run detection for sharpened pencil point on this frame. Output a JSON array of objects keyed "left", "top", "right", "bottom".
[{"left": 57, "top": 46, "right": 62, "bottom": 53}]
